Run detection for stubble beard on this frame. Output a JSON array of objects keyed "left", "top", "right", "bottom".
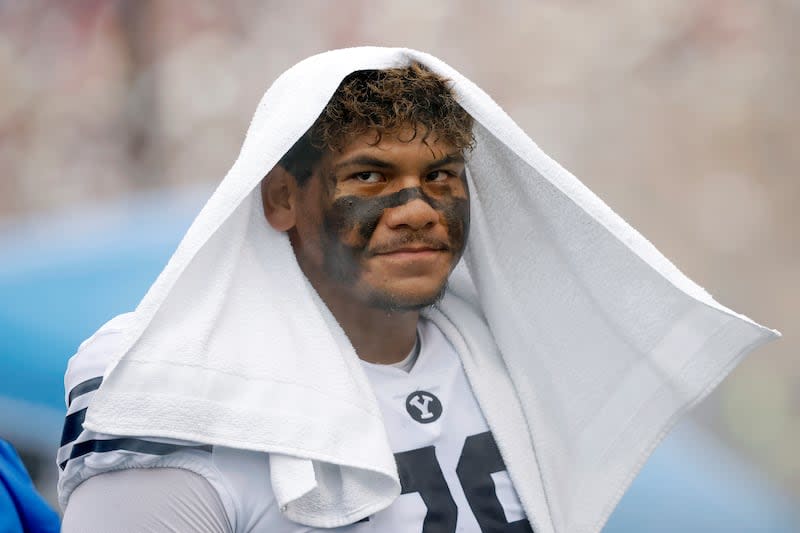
[{"left": 364, "top": 278, "right": 450, "bottom": 313}]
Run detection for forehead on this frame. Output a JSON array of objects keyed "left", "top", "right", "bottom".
[{"left": 323, "top": 126, "right": 462, "bottom": 167}]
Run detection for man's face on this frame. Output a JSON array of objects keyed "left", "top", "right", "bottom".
[{"left": 289, "top": 127, "right": 470, "bottom": 311}]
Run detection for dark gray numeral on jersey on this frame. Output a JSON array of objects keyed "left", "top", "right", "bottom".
[
  {"left": 394, "top": 446, "right": 457, "bottom": 533},
  {"left": 393, "top": 431, "right": 532, "bottom": 532},
  {"left": 457, "top": 432, "right": 533, "bottom": 532}
]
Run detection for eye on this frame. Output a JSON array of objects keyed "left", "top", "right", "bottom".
[
  {"left": 426, "top": 170, "right": 453, "bottom": 182},
  {"left": 352, "top": 171, "right": 384, "bottom": 183}
]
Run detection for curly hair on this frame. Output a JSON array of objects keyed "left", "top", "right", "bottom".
[{"left": 278, "top": 62, "right": 475, "bottom": 185}]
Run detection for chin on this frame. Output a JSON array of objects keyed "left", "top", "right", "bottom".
[{"left": 366, "top": 282, "right": 448, "bottom": 312}]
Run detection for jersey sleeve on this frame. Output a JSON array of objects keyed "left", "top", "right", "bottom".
[
  {"left": 61, "top": 467, "right": 232, "bottom": 532},
  {"left": 56, "top": 314, "right": 239, "bottom": 530}
]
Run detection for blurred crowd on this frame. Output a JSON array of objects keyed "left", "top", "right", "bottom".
[{"left": 1, "top": 0, "right": 797, "bottom": 503}]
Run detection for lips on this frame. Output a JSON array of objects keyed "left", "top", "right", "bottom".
[
  {"left": 376, "top": 245, "right": 446, "bottom": 255},
  {"left": 370, "top": 238, "right": 449, "bottom": 256}
]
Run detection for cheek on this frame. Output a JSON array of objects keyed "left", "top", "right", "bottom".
[
  {"left": 449, "top": 173, "right": 470, "bottom": 250},
  {"left": 439, "top": 197, "right": 469, "bottom": 252},
  {"left": 428, "top": 181, "right": 470, "bottom": 253},
  {"left": 326, "top": 196, "right": 387, "bottom": 245}
]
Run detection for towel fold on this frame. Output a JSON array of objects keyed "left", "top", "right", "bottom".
[{"left": 82, "top": 47, "right": 778, "bottom": 533}]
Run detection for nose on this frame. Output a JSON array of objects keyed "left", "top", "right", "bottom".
[{"left": 382, "top": 195, "right": 439, "bottom": 231}]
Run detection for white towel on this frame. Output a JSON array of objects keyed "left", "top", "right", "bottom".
[{"left": 82, "top": 47, "right": 778, "bottom": 532}]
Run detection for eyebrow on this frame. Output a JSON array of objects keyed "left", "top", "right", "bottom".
[
  {"left": 333, "top": 152, "right": 466, "bottom": 173},
  {"left": 423, "top": 153, "right": 465, "bottom": 172},
  {"left": 333, "top": 156, "right": 395, "bottom": 173}
]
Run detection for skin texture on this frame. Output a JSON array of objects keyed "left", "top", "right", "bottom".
[{"left": 261, "top": 127, "right": 469, "bottom": 364}]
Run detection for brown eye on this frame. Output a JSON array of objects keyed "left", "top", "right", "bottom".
[
  {"left": 354, "top": 171, "right": 384, "bottom": 183},
  {"left": 426, "top": 170, "right": 450, "bottom": 182}
]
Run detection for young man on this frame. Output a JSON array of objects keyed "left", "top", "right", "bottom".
[
  {"left": 61, "top": 63, "right": 532, "bottom": 532},
  {"left": 58, "top": 48, "right": 776, "bottom": 533}
]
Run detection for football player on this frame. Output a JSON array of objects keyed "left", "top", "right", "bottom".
[
  {"left": 60, "top": 62, "right": 532, "bottom": 532},
  {"left": 57, "top": 48, "right": 776, "bottom": 533}
]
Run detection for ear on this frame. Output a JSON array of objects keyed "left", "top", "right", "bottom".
[{"left": 261, "top": 165, "right": 298, "bottom": 232}]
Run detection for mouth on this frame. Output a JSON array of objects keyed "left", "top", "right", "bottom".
[
  {"left": 370, "top": 245, "right": 451, "bottom": 268},
  {"left": 372, "top": 243, "right": 449, "bottom": 258},
  {"left": 379, "top": 249, "right": 445, "bottom": 259},
  {"left": 377, "top": 245, "right": 445, "bottom": 254}
]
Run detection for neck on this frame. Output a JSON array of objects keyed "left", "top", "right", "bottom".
[{"left": 313, "top": 282, "right": 419, "bottom": 365}]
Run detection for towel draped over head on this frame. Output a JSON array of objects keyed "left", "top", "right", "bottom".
[{"left": 82, "top": 47, "right": 778, "bottom": 533}]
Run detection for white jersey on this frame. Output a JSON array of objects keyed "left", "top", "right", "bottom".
[{"left": 58, "top": 315, "right": 531, "bottom": 532}]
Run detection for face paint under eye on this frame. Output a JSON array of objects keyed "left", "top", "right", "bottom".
[{"left": 330, "top": 187, "right": 444, "bottom": 241}]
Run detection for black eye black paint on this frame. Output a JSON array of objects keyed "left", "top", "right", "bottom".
[{"left": 319, "top": 184, "right": 469, "bottom": 291}]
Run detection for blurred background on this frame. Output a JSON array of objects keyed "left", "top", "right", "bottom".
[{"left": 0, "top": 0, "right": 797, "bottom": 530}]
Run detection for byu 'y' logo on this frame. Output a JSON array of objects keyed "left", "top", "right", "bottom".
[{"left": 405, "top": 390, "right": 442, "bottom": 424}]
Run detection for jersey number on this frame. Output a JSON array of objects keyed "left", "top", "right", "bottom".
[{"left": 393, "top": 431, "right": 533, "bottom": 533}]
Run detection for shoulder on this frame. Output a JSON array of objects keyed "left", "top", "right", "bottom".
[
  {"left": 59, "top": 436, "right": 281, "bottom": 531},
  {"left": 63, "top": 312, "right": 136, "bottom": 401},
  {"left": 57, "top": 314, "right": 280, "bottom": 530}
]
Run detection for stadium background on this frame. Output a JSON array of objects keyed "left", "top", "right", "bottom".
[{"left": 1, "top": 1, "right": 797, "bottom": 530}]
